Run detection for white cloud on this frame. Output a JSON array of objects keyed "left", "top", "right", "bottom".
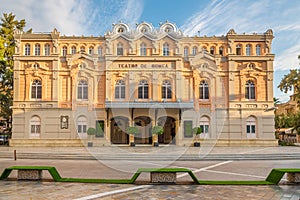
[
  {"left": 180, "top": 0, "right": 300, "bottom": 71},
  {"left": 0, "top": 0, "right": 144, "bottom": 35}
]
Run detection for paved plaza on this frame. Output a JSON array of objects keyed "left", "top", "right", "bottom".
[{"left": 0, "top": 146, "right": 300, "bottom": 199}]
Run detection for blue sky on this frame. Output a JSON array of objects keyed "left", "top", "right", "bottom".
[{"left": 1, "top": 0, "right": 299, "bottom": 103}]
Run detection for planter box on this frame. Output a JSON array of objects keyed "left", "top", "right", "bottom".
[
  {"left": 287, "top": 173, "right": 300, "bottom": 183},
  {"left": 194, "top": 142, "right": 200, "bottom": 147},
  {"left": 18, "top": 170, "right": 42, "bottom": 180},
  {"left": 150, "top": 172, "right": 176, "bottom": 183},
  {"left": 130, "top": 142, "right": 135, "bottom": 147}
]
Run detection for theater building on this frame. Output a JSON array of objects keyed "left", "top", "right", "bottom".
[{"left": 10, "top": 21, "right": 277, "bottom": 146}]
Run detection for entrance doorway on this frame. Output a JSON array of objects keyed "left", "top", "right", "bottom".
[
  {"left": 110, "top": 117, "right": 129, "bottom": 144},
  {"left": 158, "top": 116, "right": 176, "bottom": 144},
  {"left": 134, "top": 116, "right": 152, "bottom": 144}
]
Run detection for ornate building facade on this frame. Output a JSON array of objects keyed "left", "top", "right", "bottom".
[{"left": 11, "top": 21, "right": 277, "bottom": 146}]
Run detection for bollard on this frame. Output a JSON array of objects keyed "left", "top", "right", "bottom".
[{"left": 14, "top": 150, "right": 17, "bottom": 161}]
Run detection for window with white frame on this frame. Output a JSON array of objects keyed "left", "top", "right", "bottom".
[
  {"left": 184, "top": 47, "right": 189, "bottom": 58},
  {"left": 35, "top": 44, "right": 41, "bottom": 56},
  {"left": 62, "top": 46, "right": 67, "bottom": 56},
  {"left": 25, "top": 44, "right": 31, "bottom": 56},
  {"left": 77, "top": 116, "right": 87, "bottom": 134},
  {"left": 71, "top": 46, "right": 76, "bottom": 54},
  {"left": 97, "top": 46, "right": 103, "bottom": 56},
  {"left": 162, "top": 80, "right": 172, "bottom": 99},
  {"left": 256, "top": 44, "right": 261, "bottom": 55},
  {"left": 140, "top": 43, "right": 146, "bottom": 56},
  {"left": 31, "top": 80, "right": 42, "bottom": 99},
  {"left": 30, "top": 116, "right": 41, "bottom": 136},
  {"left": 77, "top": 80, "right": 88, "bottom": 100},
  {"left": 199, "top": 116, "right": 210, "bottom": 138},
  {"left": 245, "top": 80, "right": 255, "bottom": 100},
  {"left": 115, "top": 80, "right": 125, "bottom": 99},
  {"left": 192, "top": 46, "right": 197, "bottom": 56},
  {"left": 246, "top": 44, "right": 251, "bottom": 56},
  {"left": 138, "top": 80, "right": 148, "bottom": 99},
  {"left": 44, "top": 44, "right": 50, "bottom": 56},
  {"left": 246, "top": 116, "right": 256, "bottom": 138},
  {"left": 163, "top": 43, "right": 169, "bottom": 56},
  {"left": 199, "top": 80, "right": 209, "bottom": 100},
  {"left": 117, "top": 43, "right": 123, "bottom": 56}
]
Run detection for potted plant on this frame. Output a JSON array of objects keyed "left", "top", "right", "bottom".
[
  {"left": 126, "top": 126, "right": 139, "bottom": 147},
  {"left": 152, "top": 126, "right": 164, "bottom": 147},
  {"left": 193, "top": 127, "right": 202, "bottom": 147},
  {"left": 87, "top": 127, "right": 96, "bottom": 147}
]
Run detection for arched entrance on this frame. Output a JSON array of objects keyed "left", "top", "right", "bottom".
[
  {"left": 158, "top": 116, "right": 176, "bottom": 144},
  {"left": 134, "top": 116, "right": 152, "bottom": 144},
  {"left": 110, "top": 117, "right": 129, "bottom": 144}
]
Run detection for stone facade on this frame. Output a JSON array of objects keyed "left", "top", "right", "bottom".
[{"left": 11, "top": 21, "right": 277, "bottom": 146}]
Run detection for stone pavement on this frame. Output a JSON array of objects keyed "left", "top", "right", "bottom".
[{"left": 1, "top": 146, "right": 300, "bottom": 199}]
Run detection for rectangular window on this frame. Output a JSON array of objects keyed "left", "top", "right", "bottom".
[
  {"left": 246, "top": 125, "right": 251, "bottom": 134},
  {"left": 45, "top": 45, "right": 50, "bottom": 56},
  {"left": 82, "top": 125, "right": 87, "bottom": 133},
  {"left": 117, "top": 48, "right": 123, "bottom": 56},
  {"left": 251, "top": 125, "right": 255, "bottom": 133},
  {"left": 162, "top": 87, "right": 166, "bottom": 99},
  {"left": 98, "top": 47, "right": 102, "bottom": 56},
  {"left": 96, "top": 120, "right": 105, "bottom": 138},
  {"left": 78, "top": 125, "right": 82, "bottom": 133},
  {"left": 184, "top": 121, "right": 193, "bottom": 138},
  {"left": 83, "top": 88, "right": 88, "bottom": 99}
]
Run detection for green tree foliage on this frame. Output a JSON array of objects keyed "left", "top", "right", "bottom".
[
  {"left": 275, "top": 112, "right": 300, "bottom": 134},
  {"left": 278, "top": 69, "right": 300, "bottom": 107},
  {"left": 0, "top": 12, "right": 30, "bottom": 132}
]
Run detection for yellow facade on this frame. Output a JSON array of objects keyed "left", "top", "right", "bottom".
[{"left": 11, "top": 22, "right": 277, "bottom": 146}]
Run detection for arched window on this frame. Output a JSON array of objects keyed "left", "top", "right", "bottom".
[
  {"left": 80, "top": 46, "right": 85, "bottom": 53},
  {"left": 138, "top": 80, "right": 148, "bottom": 99},
  {"left": 77, "top": 80, "right": 88, "bottom": 100},
  {"left": 256, "top": 44, "right": 261, "bottom": 55},
  {"left": 35, "top": 44, "right": 41, "bottom": 56},
  {"left": 162, "top": 80, "right": 172, "bottom": 99},
  {"left": 115, "top": 80, "right": 125, "bottom": 99},
  {"left": 246, "top": 116, "right": 256, "bottom": 138},
  {"left": 71, "top": 46, "right": 76, "bottom": 54},
  {"left": 246, "top": 44, "right": 251, "bottom": 56},
  {"left": 199, "top": 80, "right": 209, "bottom": 100},
  {"left": 163, "top": 43, "right": 169, "bottom": 56},
  {"left": 199, "top": 116, "right": 210, "bottom": 138},
  {"left": 88, "top": 46, "right": 94, "bottom": 55},
  {"left": 140, "top": 43, "right": 147, "bottom": 56},
  {"left": 98, "top": 46, "right": 103, "bottom": 56},
  {"left": 31, "top": 80, "right": 42, "bottom": 99},
  {"left": 236, "top": 44, "right": 242, "bottom": 55},
  {"left": 210, "top": 47, "right": 215, "bottom": 55},
  {"left": 25, "top": 44, "right": 31, "bottom": 56},
  {"left": 117, "top": 43, "right": 123, "bottom": 56},
  {"left": 245, "top": 80, "right": 255, "bottom": 100},
  {"left": 219, "top": 46, "right": 224, "bottom": 56},
  {"left": 77, "top": 116, "right": 87, "bottom": 134},
  {"left": 62, "top": 46, "right": 67, "bottom": 56},
  {"left": 44, "top": 44, "right": 51, "bottom": 56},
  {"left": 184, "top": 47, "right": 189, "bottom": 58},
  {"left": 30, "top": 116, "right": 41, "bottom": 136},
  {"left": 192, "top": 46, "right": 197, "bottom": 56}
]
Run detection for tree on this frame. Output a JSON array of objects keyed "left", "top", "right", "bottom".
[
  {"left": 0, "top": 13, "right": 31, "bottom": 132},
  {"left": 273, "top": 97, "right": 280, "bottom": 106},
  {"left": 278, "top": 69, "right": 300, "bottom": 107}
]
